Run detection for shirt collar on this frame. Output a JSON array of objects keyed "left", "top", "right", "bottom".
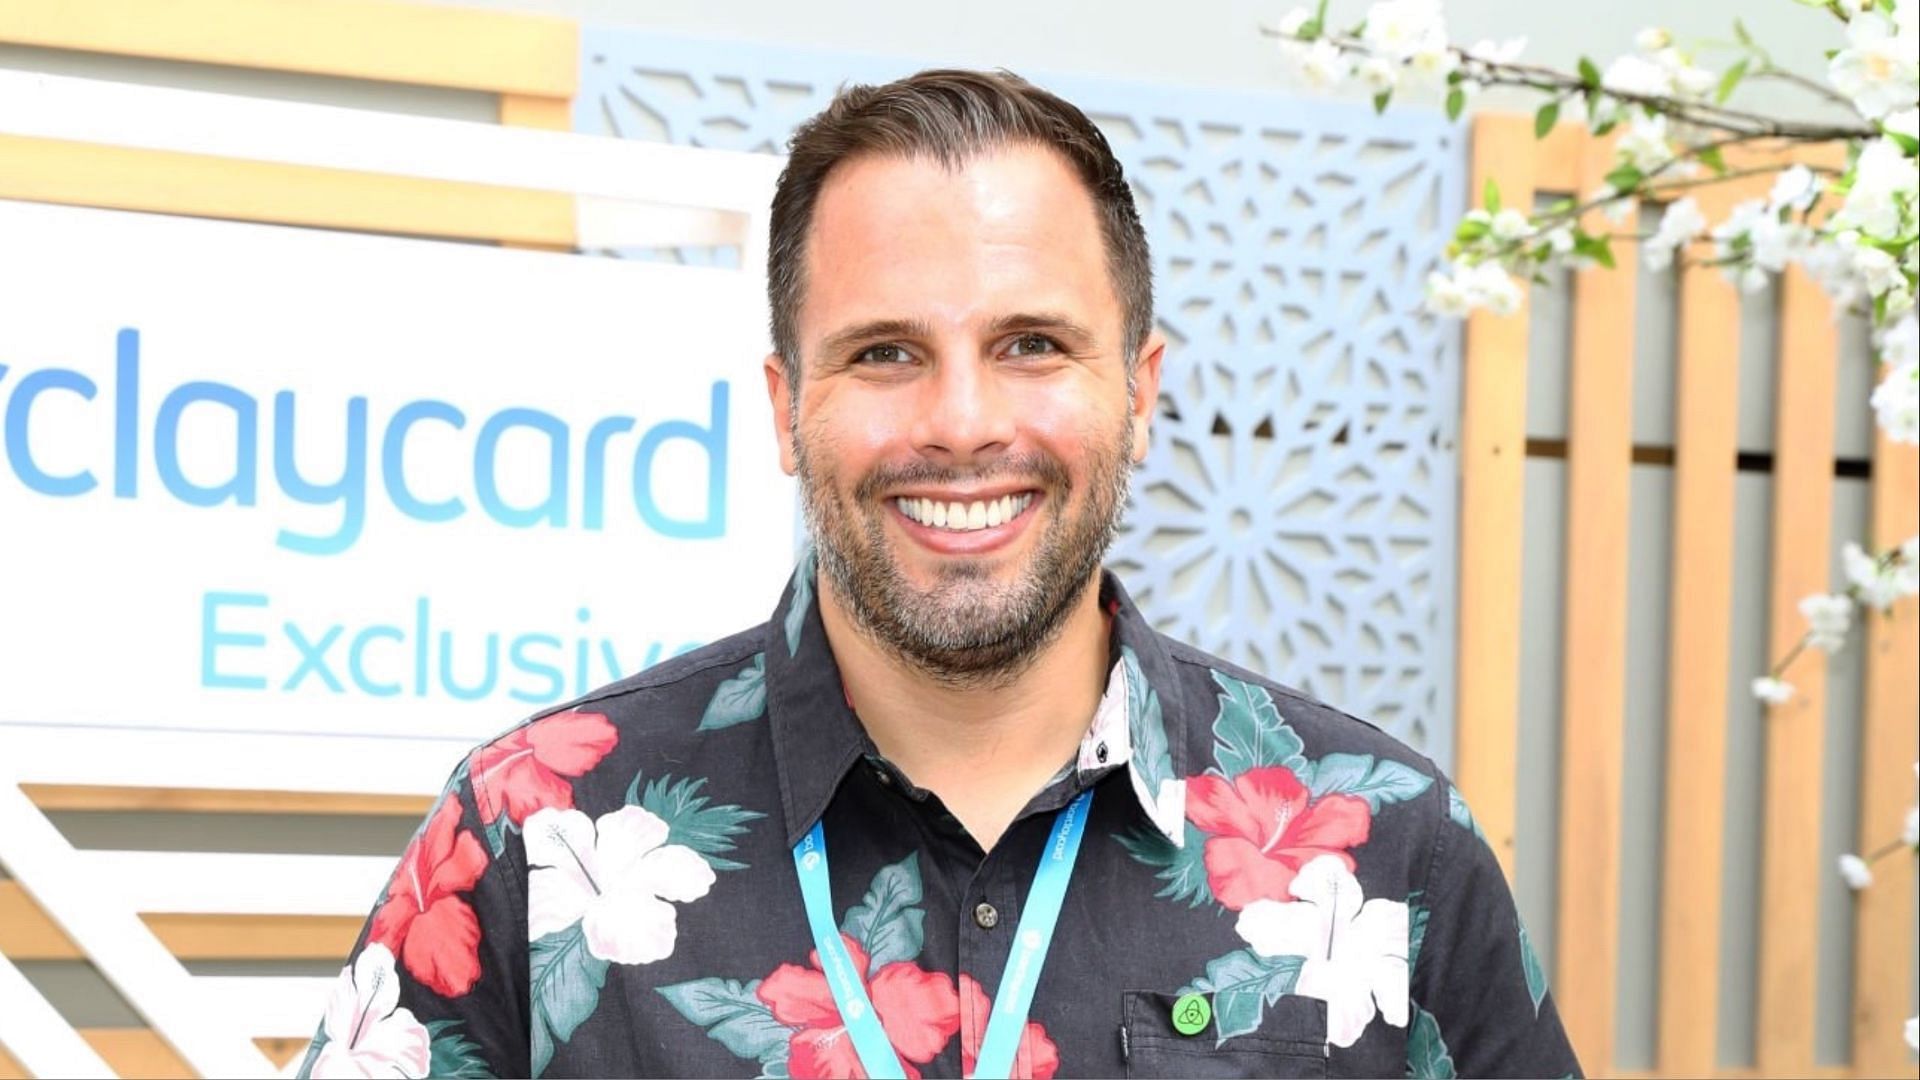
[{"left": 762, "top": 552, "right": 1190, "bottom": 848}]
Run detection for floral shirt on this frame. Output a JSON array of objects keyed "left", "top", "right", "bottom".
[{"left": 299, "top": 564, "right": 1582, "bottom": 1079}]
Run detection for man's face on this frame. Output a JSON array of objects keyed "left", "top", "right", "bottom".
[{"left": 765, "top": 144, "right": 1163, "bottom": 683}]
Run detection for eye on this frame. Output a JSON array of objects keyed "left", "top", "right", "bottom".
[
  {"left": 854, "top": 343, "right": 911, "bottom": 365},
  {"left": 1006, "top": 333, "right": 1060, "bottom": 358}
]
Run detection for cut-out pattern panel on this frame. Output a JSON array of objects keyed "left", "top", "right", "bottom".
[{"left": 576, "top": 30, "right": 1466, "bottom": 763}]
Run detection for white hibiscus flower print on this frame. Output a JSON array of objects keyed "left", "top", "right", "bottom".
[
  {"left": 526, "top": 804, "right": 717, "bottom": 964},
  {"left": 310, "top": 943, "right": 430, "bottom": 1078},
  {"left": 1233, "top": 853, "right": 1410, "bottom": 1048}
]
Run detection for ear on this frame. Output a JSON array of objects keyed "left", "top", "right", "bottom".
[
  {"left": 764, "top": 352, "right": 798, "bottom": 476},
  {"left": 1127, "top": 330, "right": 1166, "bottom": 464}
]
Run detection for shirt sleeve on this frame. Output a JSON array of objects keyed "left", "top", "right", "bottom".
[
  {"left": 1406, "top": 781, "right": 1583, "bottom": 1079},
  {"left": 296, "top": 754, "right": 530, "bottom": 1080}
]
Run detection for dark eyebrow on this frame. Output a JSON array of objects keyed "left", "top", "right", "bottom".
[
  {"left": 984, "top": 312, "right": 1098, "bottom": 348},
  {"left": 816, "top": 318, "right": 934, "bottom": 362}
]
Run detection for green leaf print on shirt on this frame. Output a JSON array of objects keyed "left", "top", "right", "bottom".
[
  {"left": 1208, "top": 670, "right": 1308, "bottom": 778},
  {"left": 1114, "top": 821, "right": 1215, "bottom": 908},
  {"left": 530, "top": 923, "right": 611, "bottom": 1079},
  {"left": 425, "top": 1019, "right": 494, "bottom": 1078},
  {"left": 625, "top": 772, "right": 765, "bottom": 872},
  {"left": 1406, "top": 1005, "right": 1457, "bottom": 1079},
  {"left": 1519, "top": 920, "right": 1548, "bottom": 1016},
  {"left": 698, "top": 653, "right": 767, "bottom": 730},
  {"left": 1180, "top": 948, "right": 1305, "bottom": 1046},
  {"left": 784, "top": 551, "right": 813, "bottom": 657},
  {"left": 657, "top": 977, "right": 792, "bottom": 1069},
  {"left": 1407, "top": 893, "right": 1430, "bottom": 976},
  {"left": 1446, "top": 784, "right": 1485, "bottom": 840},
  {"left": 1305, "top": 752, "right": 1435, "bottom": 812},
  {"left": 1120, "top": 645, "right": 1175, "bottom": 793},
  {"left": 840, "top": 852, "right": 928, "bottom": 974}
]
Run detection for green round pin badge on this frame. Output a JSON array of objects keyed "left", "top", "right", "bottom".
[{"left": 1171, "top": 992, "right": 1211, "bottom": 1036}]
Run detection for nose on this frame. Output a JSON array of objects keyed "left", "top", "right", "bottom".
[{"left": 909, "top": 351, "right": 1015, "bottom": 467}]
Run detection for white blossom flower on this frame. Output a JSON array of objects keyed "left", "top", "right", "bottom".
[
  {"left": 1800, "top": 593, "right": 1854, "bottom": 652},
  {"left": 1543, "top": 225, "right": 1576, "bottom": 256},
  {"left": 1843, "top": 540, "right": 1913, "bottom": 609},
  {"left": 1635, "top": 27, "right": 1673, "bottom": 53},
  {"left": 1752, "top": 676, "right": 1795, "bottom": 704},
  {"left": 1618, "top": 113, "right": 1676, "bottom": 173},
  {"left": 1466, "top": 261, "right": 1522, "bottom": 315},
  {"left": 1424, "top": 269, "right": 1473, "bottom": 317},
  {"left": 311, "top": 944, "right": 430, "bottom": 1079},
  {"left": 1300, "top": 38, "right": 1355, "bottom": 88},
  {"left": 1902, "top": 805, "right": 1919, "bottom": 848},
  {"left": 1644, "top": 197, "right": 1707, "bottom": 270},
  {"left": 1837, "top": 139, "right": 1917, "bottom": 241},
  {"left": 1490, "top": 208, "right": 1535, "bottom": 242},
  {"left": 1465, "top": 37, "right": 1526, "bottom": 64},
  {"left": 1357, "top": 55, "right": 1401, "bottom": 93},
  {"left": 1838, "top": 853, "right": 1875, "bottom": 890},
  {"left": 527, "top": 804, "right": 716, "bottom": 965},
  {"left": 1887, "top": 106, "right": 1920, "bottom": 142},
  {"left": 1853, "top": 245, "right": 1904, "bottom": 297},
  {"left": 1739, "top": 266, "right": 1770, "bottom": 294},
  {"left": 1906, "top": 1015, "right": 1918, "bottom": 1052},
  {"left": 1236, "top": 855, "right": 1409, "bottom": 1049},
  {"left": 1871, "top": 356, "right": 1919, "bottom": 445},
  {"left": 1361, "top": 0, "right": 1450, "bottom": 65},
  {"left": 1828, "top": 6, "right": 1920, "bottom": 121},
  {"left": 1653, "top": 47, "right": 1717, "bottom": 100},
  {"left": 1603, "top": 53, "right": 1675, "bottom": 98},
  {"left": 1768, "top": 165, "right": 1820, "bottom": 214},
  {"left": 1881, "top": 312, "right": 1919, "bottom": 370}
]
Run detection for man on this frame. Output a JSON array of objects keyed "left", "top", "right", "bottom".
[{"left": 300, "top": 70, "right": 1581, "bottom": 1079}]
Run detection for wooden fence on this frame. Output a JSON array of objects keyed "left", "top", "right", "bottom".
[
  {"left": 0, "top": 4, "right": 1914, "bottom": 1076},
  {"left": 1455, "top": 114, "right": 1919, "bottom": 1078}
]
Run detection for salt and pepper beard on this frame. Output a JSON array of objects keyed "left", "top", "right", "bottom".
[{"left": 793, "top": 417, "right": 1134, "bottom": 689}]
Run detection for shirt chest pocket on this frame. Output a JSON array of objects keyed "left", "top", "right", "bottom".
[{"left": 1120, "top": 991, "right": 1329, "bottom": 1078}]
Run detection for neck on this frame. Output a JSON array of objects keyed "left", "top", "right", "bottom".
[{"left": 817, "top": 571, "right": 1111, "bottom": 851}]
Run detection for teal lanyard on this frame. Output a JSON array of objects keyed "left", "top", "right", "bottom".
[{"left": 790, "top": 788, "right": 1094, "bottom": 1080}]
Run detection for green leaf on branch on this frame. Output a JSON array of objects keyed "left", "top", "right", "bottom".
[
  {"left": 1716, "top": 58, "right": 1750, "bottom": 105},
  {"left": 1603, "top": 164, "right": 1644, "bottom": 192},
  {"left": 1697, "top": 145, "right": 1728, "bottom": 175},
  {"left": 1881, "top": 121, "right": 1920, "bottom": 155},
  {"left": 1444, "top": 87, "right": 1464, "bottom": 120},
  {"left": 1484, "top": 178, "right": 1502, "bottom": 214},
  {"left": 1592, "top": 114, "right": 1619, "bottom": 136},
  {"left": 1733, "top": 17, "right": 1755, "bottom": 46},
  {"left": 1577, "top": 56, "right": 1601, "bottom": 89},
  {"left": 1375, "top": 91, "right": 1394, "bottom": 115},
  {"left": 1533, "top": 101, "right": 1560, "bottom": 138},
  {"left": 1455, "top": 217, "right": 1489, "bottom": 243},
  {"left": 1574, "top": 232, "right": 1617, "bottom": 270}
]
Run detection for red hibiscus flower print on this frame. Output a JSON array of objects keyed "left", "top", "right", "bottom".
[
  {"left": 757, "top": 935, "right": 959, "bottom": 1079},
  {"left": 1185, "top": 765, "right": 1372, "bottom": 911},
  {"left": 368, "top": 796, "right": 488, "bottom": 997},
  {"left": 958, "top": 974, "right": 1059, "bottom": 1080},
  {"left": 470, "top": 709, "right": 617, "bottom": 827}
]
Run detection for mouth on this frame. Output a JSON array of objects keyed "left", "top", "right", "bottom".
[{"left": 891, "top": 492, "right": 1036, "bottom": 532}]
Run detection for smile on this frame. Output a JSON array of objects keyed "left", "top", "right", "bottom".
[{"left": 892, "top": 492, "right": 1035, "bottom": 532}]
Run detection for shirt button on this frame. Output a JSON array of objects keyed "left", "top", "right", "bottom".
[
  {"left": 1095, "top": 741, "right": 1109, "bottom": 764},
  {"left": 873, "top": 768, "right": 893, "bottom": 787},
  {"left": 973, "top": 902, "right": 1000, "bottom": 930}
]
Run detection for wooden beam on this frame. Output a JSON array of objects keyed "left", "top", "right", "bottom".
[
  {"left": 0, "top": 882, "right": 363, "bottom": 961},
  {"left": 0, "top": 1029, "right": 307, "bottom": 1079},
  {"left": 1754, "top": 266, "right": 1837, "bottom": 1077},
  {"left": 0, "top": 133, "right": 578, "bottom": 246},
  {"left": 1653, "top": 180, "right": 1748, "bottom": 1077},
  {"left": 1849, "top": 426, "right": 1919, "bottom": 1075},
  {"left": 1554, "top": 129, "right": 1637, "bottom": 1073},
  {"left": 1455, "top": 112, "right": 1539, "bottom": 879},
  {"left": 21, "top": 784, "right": 433, "bottom": 816},
  {"left": 0, "top": 0, "right": 577, "bottom": 97}
]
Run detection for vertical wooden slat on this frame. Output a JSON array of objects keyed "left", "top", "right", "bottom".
[
  {"left": 1755, "top": 266, "right": 1838, "bottom": 1076},
  {"left": 1655, "top": 184, "right": 1746, "bottom": 1076},
  {"left": 1849, "top": 424, "right": 1918, "bottom": 1075},
  {"left": 1455, "top": 113, "right": 1539, "bottom": 879},
  {"left": 1555, "top": 130, "right": 1638, "bottom": 1073}
]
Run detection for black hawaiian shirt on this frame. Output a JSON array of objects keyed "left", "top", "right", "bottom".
[{"left": 296, "top": 560, "right": 1582, "bottom": 1079}]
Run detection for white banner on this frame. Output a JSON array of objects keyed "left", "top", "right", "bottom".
[{"left": 0, "top": 199, "right": 795, "bottom": 742}]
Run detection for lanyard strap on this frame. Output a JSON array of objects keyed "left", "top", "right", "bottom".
[{"left": 790, "top": 788, "right": 1094, "bottom": 1080}]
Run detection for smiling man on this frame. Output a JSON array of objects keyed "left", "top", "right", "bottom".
[{"left": 300, "top": 70, "right": 1581, "bottom": 1079}]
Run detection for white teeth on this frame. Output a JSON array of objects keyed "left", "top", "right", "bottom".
[{"left": 896, "top": 493, "right": 1035, "bottom": 531}]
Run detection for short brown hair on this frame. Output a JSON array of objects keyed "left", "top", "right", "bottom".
[{"left": 767, "top": 69, "right": 1153, "bottom": 381}]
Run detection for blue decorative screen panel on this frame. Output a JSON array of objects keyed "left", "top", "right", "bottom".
[{"left": 576, "top": 30, "right": 1466, "bottom": 764}]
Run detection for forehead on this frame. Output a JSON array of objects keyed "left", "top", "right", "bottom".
[{"left": 799, "top": 145, "right": 1119, "bottom": 346}]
